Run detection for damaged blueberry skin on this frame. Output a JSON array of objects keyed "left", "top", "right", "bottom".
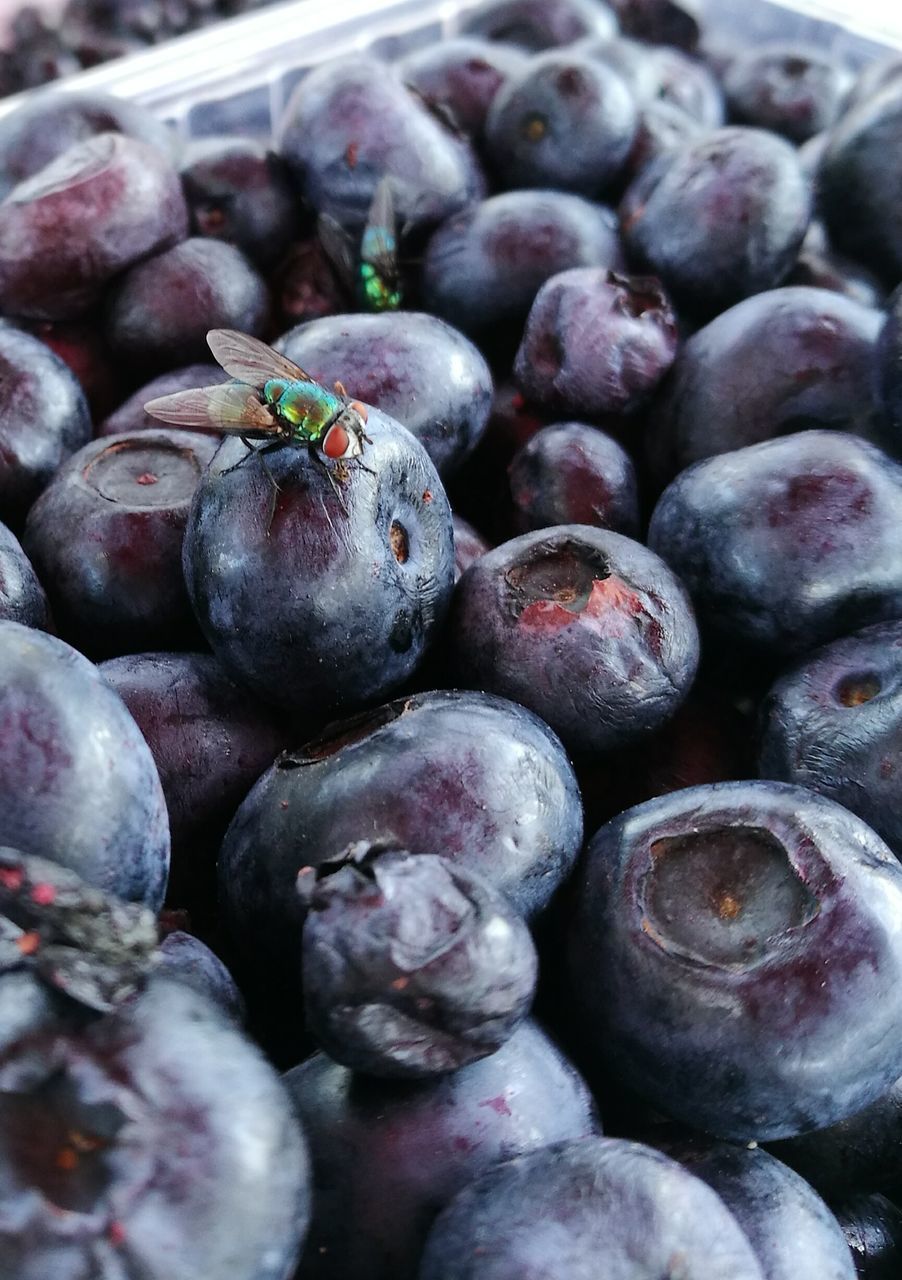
[
  {"left": 724, "top": 43, "right": 853, "bottom": 144},
  {"left": 461, "top": 0, "right": 618, "bottom": 50},
  {"left": 485, "top": 54, "right": 638, "bottom": 197},
  {"left": 276, "top": 313, "right": 493, "bottom": 477},
  {"left": 98, "top": 362, "right": 228, "bottom": 437},
  {"left": 449, "top": 525, "right": 699, "bottom": 754},
  {"left": 100, "top": 651, "right": 288, "bottom": 917},
  {"left": 0, "top": 519, "right": 50, "bottom": 630},
  {"left": 648, "top": 431, "right": 902, "bottom": 658},
  {"left": 0, "top": 621, "right": 169, "bottom": 908},
  {"left": 158, "top": 929, "right": 245, "bottom": 1023},
  {"left": 514, "top": 268, "right": 678, "bottom": 416},
  {"left": 654, "top": 1134, "right": 856, "bottom": 1280},
  {"left": 284, "top": 1020, "right": 598, "bottom": 1280},
  {"left": 0, "top": 131, "right": 189, "bottom": 321},
  {"left": 621, "top": 126, "right": 810, "bottom": 319},
  {"left": 300, "top": 847, "right": 537, "bottom": 1078},
  {"left": 418, "top": 1137, "right": 765, "bottom": 1280},
  {"left": 396, "top": 38, "right": 528, "bottom": 139},
  {"left": 646, "top": 288, "right": 888, "bottom": 485},
  {"left": 758, "top": 621, "right": 902, "bottom": 860},
  {"left": 507, "top": 421, "right": 640, "bottom": 536},
  {"left": 421, "top": 190, "right": 624, "bottom": 341},
  {"left": 23, "top": 430, "right": 219, "bottom": 659},
  {"left": 278, "top": 57, "right": 485, "bottom": 233},
  {"left": 568, "top": 781, "right": 902, "bottom": 1140},
  {"left": 183, "top": 410, "right": 454, "bottom": 720},
  {"left": 0, "top": 325, "right": 91, "bottom": 532},
  {"left": 0, "top": 976, "right": 310, "bottom": 1280}
]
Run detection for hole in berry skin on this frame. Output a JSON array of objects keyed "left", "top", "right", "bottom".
[
  {"left": 282, "top": 698, "right": 411, "bottom": 766},
  {"left": 0, "top": 1070, "right": 126, "bottom": 1214},
  {"left": 505, "top": 542, "right": 610, "bottom": 617},
  {"left": 834, "top": 673, "right": 881, "bottom": 706},
  {"left": 642, "top": 828, "right": 820, "bottom": 968},
  {"left": 390, "top": 520, "right": 409, "bottom": 564},
  {"left": 608, "top": 272, "right": 672, "bottom": 324},
  {"left": 521, "top": 113, "right": 548, "bottom": 142}
]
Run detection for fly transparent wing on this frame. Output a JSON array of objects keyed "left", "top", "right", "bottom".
[
  {"left": 206, "top": 329, "right": 314, "bottom": 388},
  {"left": 361, "top": 177, "right": 399, "bottom": 278},
  {"left": 317, "top": 213, "right": 356, "bottom": 291},
  {"left": 143, "top": 383, "right": 282, "bottom": 436}
]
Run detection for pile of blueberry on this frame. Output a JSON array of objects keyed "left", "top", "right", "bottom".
[{"left": 3, "top": 0, "right": 902, "bottom": 1273}]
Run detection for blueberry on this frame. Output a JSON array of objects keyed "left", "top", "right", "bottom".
[
  {"left": 421, "top": 191, "right": 624, "bottom": 341},
  {"left": 759, "top": 621, "right": 902, "bottom": 861},
  {"left": 452, "top": 514, "right": 490, "bottom": 581},
  {"left": 98, "top": 362, "right": 228, "bottom": 437},
  {"left": 624, "top": 97, "right": 704, "bottom": 180},
  {"left": 568, "top": 780, "right": 902, "bottom": 1139},
  {"left": 278, "top": 57, "right": 485, "bottom": 233},
  {"left": 418, "top": 1137, "right": 765, "bottom": 1280},
  {"left": 835, "top": 1194, "right": 902, "bottom": 1279},
  {"left": 23, "top": 429, "right": 219, "bottom": 658},
  {"left": 648, "top": 430, "right": 902, "bottom": 658},
  {"left": 514, "top": 268, "right": 678, "bottom": 415},
  {"left": 460, "top": 0, "right": 618, "bottom": 51},
  {"left": 878, "top": 285, "right": 902, "bottom": 438},
  {"left": 300, "top": 845, "right": 537, "bottom": 1078},
  {"left": 106, "top": 238, "right": 270, "bottom": 376},
  {"left": 646, "top": 288, "right": 888, "bottom": 485},
  {"left": 270, "top": 234, "right": 347, "bottom": 331},
  {"left": 180, "top": 136, "right": 300, "bottom": 268},
  {"left": 450, "top": 525, "right": 699, "bottom": 753},
  {"left": 0, "top": 518, "right": 50, "bottom": 631},
  {"left": 645, "top": 44, "right": 725, "bottom": 126},
  {"left": 0, "top": 325, "right": 91, "bottom": 532},
  {"left": 276, "top": 312, "right": 493, "bottom": 478},
  {"left": 27, "top": 314, "right": 123, "bottom": 421},
  {"left": 100, "top": 651, "right": 288, "bottom": 918},
  {"left": 183, "top": 412, "right": 454, "bottom": 720},
  {"left": 0, "top": 132, "right": 189, "bottom": 321},
  {"left": 608, "top": 0, "right": 700, "bottom": 51},
  {"left": 283, "top": 1021, "right": 598, "bottom": 1280},
  {"left": 0, "top": 620, "right": 169, "bottom": 907},
  {"left": 158, "top": 928, "right": 245, "bottom": 1022},
  {"left": 396, "top": 38, "right": 528, "bottom": 138},
  {"left": 788, "top": 224, "right": 887, "bottom": 310},
  {"left": 655, "top": 1134, "right": 856, "bottom": 1280},
  {"left": 485, "top": 54, "right": 637, "bottom": 196},
  {"left": 506, "top": 421, "right": 640, "bottom": 536},
  {"left": 724, "top": 43, "right": 853, "bottom": 143},
  {"left": 621, "top": 127, "right": 811, "bottom": 319}
]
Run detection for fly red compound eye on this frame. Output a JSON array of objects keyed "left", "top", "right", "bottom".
[
  {"left": 349, "top": 401, "right": 368, "bottom": 422},
  {"left": 323, "top": 425, "right": 351, "bottom": 459}
]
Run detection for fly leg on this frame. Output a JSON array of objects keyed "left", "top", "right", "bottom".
[{"left": 309, "top": 445, "right": 349, "bottom": 515}]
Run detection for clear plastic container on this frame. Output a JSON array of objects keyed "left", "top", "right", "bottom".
[{"left": 0, "top": 0, "right": 899, "bottom": 140}]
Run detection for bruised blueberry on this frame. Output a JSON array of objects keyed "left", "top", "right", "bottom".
[
  {"left": 485, "top": 54, "right": 637, "bottom": 196},
  {"left": 23, "top": 430, "right": 219, "bottom": 658},
  {"left": 276, "top": 312, "right": 492, "bottom": 477},
  {"left": 421, "top": 190, "right": 624, "bottom": 341},
  {"left": 284, "top": 1021, "right": 598, "bottom": 1280},
  {"left": 0, "top": 519, "right": 50, "bottom": 631},
  {"left": 450, "top": 526, "right": 699, "bottom": 753},
  {"left": 98, "top": 362, "right": 228, "bottom": 437},
  {"left": 724, "top": 43, "right": 853, "bottom": 143},
  {"left": 452, "top": 514, "right": 490, "bottom": 580},
  {"left": 0, "top": 621, "right": 169, "bottom": 907},
  {"left": 183, "top": 410, "right": 454, "bottom": 720},
  {"left": 0, "top": 132, "right": 189, "bottom": 321},
  {"left": 0, "top": 324, "right": 91, "bottom": 531},
  {"left": 514, "top": 268, "right": 677, "bottom": 415},
  {"left": 419, "top": 1137, "right": 765, "bottom": 1280},
  {"left": 300, "top": 845, "right": 537, "bottom": 1078},
  {"left": 461, "top": 0, "right": 618, "bottom": 50},
  {"left": 568, "top": 781, "right": 902, "bottom": 1139},
  {"left": 507, "top": 421, "right": 639, "bottom": 536},
  {"left": 396, "top": 38, "right": 528, "bottom": 138},
  {"left": 106, "top": 238, "right": 270, "bottom": 376},
  {"left": 621, "top": 126, "right": 810, "bottom": 319}
]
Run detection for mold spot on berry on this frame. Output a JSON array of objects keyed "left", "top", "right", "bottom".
[{"left": 834, "top": 672, "right": 881, "bottom": 706}]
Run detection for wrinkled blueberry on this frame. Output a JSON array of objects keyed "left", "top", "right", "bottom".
[
  {"left": 507, "top": 421, "right": 640, "bottom": 536},
  {"left": 106, "top": 238, "right": 270, "bottom": 376},
  {"left": 514, "top": 267, "right": 677, "bottom": 415},
  {"left": 0, "top": 324, "right": 91, "bottom": 531},
  {"left": 724, "top": 43, "right": 853, "bottom": 143},
  {"left": 300, "top": 845, "right": 537, "bottom": 1078},
  {"left": 180, "top": 136, "right": 300, "bottom": 268},
  {"left": 98, "top": 362, "right": 228, "bottom": 437},
  {"left": 0, "top": 132, "right": 188, "bottom": 320},
  {"left": 568, "top": 780, "right": 902, "bottom": 1139},
  {"left": 276, "top": 312, "right": 492, "bottom": 477},
  {"left": 452, "top": 514, "right": 490, "bottom": 580},
  {"left": 183, "top": 411, "right": 454, "bottom": 719},
  {"left": 836, "top": 1195, "right": 902, "bottom": 1279},
  {"left": 284, "top": 1020, "right": 598, "bottom": 1280},
  {"left": 23, "top": 430, "right": 219, "bottom": 658},
  {"left": 0, "top": 620, "right": 169, "bottom": 907},
  {"left": 450, "top": 525, "right": 699, "bottom": 753},
  {"left": 647, "top": 288, "right": 888, "bottom": 484},
  {"left": 0, "top": 519, "right": 49, "bottom": 631},
  {"left": 648, "top": 430, "right": 902, "bottom": 657},
  {"left": 485, "top": 54, "right": 637, "bottom": 196},
  {"left": 158, "top": 928, "right": 245, "bottom": 1022},
  {"left": 421, "top": 190, "right": 624, "bottom": 341},
  {"left": 461, "top": 0, "right": 618, "bottom": 50},
  {"left": 278, "top": 57, "right": 484, "bottom": 233},
  {"left": 419, "top": 1137, "right": 765, "bottom": 1280},
  {"left": 621, "top": 126, "right": 810, "bottom": 318},
  {"left": 396, "top": 38, "right": 528, "bottom": 137}
]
